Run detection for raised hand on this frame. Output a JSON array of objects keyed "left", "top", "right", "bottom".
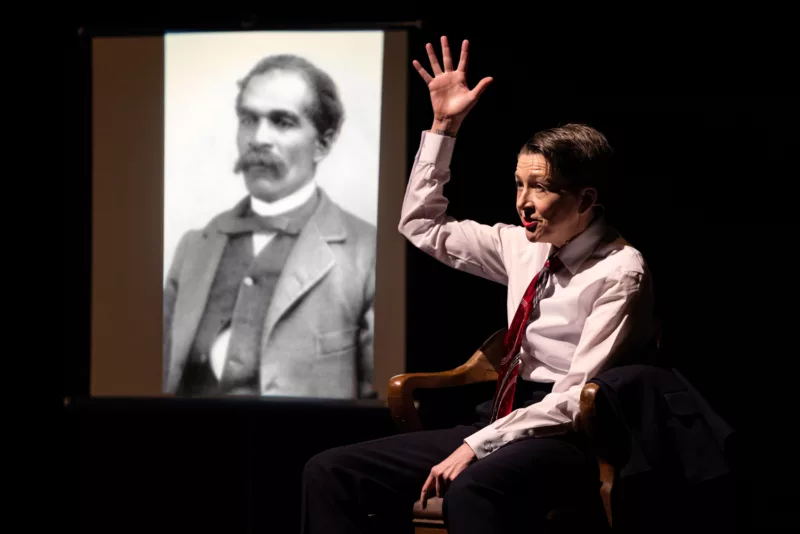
[{"left": 413, "top": 36, "right": 493, "bottom": 134}]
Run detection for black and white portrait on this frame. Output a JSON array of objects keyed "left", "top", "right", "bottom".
[{"left": 162, "top": 30, "right": 384, "bottom": 399}]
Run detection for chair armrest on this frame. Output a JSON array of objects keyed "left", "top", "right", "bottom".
[
  {"left": 578, "top": 381, "right": 615, "bottom": 528},
  {"left": 387, "top": 329, "right": 506, "bottom": 433},
  {"left": 577, "top": 382, "right": 600, "bottom": 436}
]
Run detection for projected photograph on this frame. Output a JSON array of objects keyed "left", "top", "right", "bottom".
[{"left": 162, "top": 30, "right": 383, "bottom": 399}]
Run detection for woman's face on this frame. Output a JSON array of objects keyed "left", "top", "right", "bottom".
[{"left": 515, "top": 152, "right": 591, "bottom": 247}]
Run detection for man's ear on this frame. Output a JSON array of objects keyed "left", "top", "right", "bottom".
[
  {"left": 314, "top": 129, "right": 337, "bottom": 163},
  {"left": 579, "top": 188, "right": 598, "bottom": 214}
]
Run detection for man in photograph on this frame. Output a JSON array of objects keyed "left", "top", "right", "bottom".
[{"left": 163, "top": 54, "right": 377, "bottom": 400}]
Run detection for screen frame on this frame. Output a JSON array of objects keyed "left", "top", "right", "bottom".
[{"left": 85, "top": 24, "right": 412, "bottom": 401}]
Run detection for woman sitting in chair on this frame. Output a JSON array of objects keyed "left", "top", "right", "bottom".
[{"left": 301, "top": 36, "right": 655, "bottom": 534}]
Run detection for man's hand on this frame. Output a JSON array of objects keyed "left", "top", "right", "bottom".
[
  {"left": 412, "top": 36, "right": 493, "bottom": 135},
  {"left": 420, "top": 442, "right": 477, "bottom": 508}
]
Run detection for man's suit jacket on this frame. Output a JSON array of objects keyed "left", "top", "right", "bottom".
[
  {"left": 590, "top": 364, "right": 735, "bottom": 532},
  {"left": 163, "top": 189, "right": 377, "bottom": 399}
]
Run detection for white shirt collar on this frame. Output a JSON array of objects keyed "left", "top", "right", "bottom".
[
  {"left": 250, "top": 179, "right": 318, "bottom": 217},
  {"left": 549, "top": 206, "right": 610, "bottom": 275}
]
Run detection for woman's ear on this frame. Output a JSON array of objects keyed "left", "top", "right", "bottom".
[{"left": 579, "top": 188, "right": 598, "bottom": 214}]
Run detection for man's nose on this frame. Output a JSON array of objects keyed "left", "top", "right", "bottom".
[{"left": 253, "top": 118, "right": 276, "bottom": 146}]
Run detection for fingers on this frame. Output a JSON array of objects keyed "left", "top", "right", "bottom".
[
  {"left": 420, "top": 473, "right": 434, "bottom": 509},
  {"left": 416, "top": 37, "right": 473, "bottom": 81},
  {"left": 425, "top": 43, "right": 443, "bottom": 75},
  {"left": 421, "top": 470, "right": 450, "bottom": 507},
  {"left": 441, "top": 35, "right": 454, "bottom": 71},
  {"left": 457, "top": 39, "right": 469, "bottom": 72},
  {"left": 470, "top": 76, "right": 494, "bottom": 99},
  {"left": 412, "top": 59, "right": 433, "bottom": 84}
]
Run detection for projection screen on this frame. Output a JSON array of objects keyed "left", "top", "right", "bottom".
[{"left": 91, "top": 29, "right": 408, "bottom": 401}]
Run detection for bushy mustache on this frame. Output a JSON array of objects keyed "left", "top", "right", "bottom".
[{"left": 234, "top": 150, "right": 284, "bottom": 174}]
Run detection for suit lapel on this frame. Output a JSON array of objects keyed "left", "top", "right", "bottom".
[
  {"left": 262, "top": 191, "right": 347, "bottom": 344},
  {"left": 166, "top": 210, "right": 236, "bottom": 393}
]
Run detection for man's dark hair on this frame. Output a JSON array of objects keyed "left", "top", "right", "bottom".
[
  {"left": 236, "top": 54, "right": 345, "bottom": 141},
  {"left": 520, "top": 123, "right": 614, "bottom": 199}
]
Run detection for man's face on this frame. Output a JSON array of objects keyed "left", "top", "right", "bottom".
[
  {"left": 515, "top": 153, "right": 584, "bottom": 246},
  {"left": 234, "top": 69, "right": 326, "bottom": 202}
]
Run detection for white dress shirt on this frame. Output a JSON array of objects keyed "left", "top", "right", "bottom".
[
  {"left": 398, "top": 131, "right": 655, "bottom": 459},
  {"left": 209, "top": 179, "right": 318, "bottom": 379}
]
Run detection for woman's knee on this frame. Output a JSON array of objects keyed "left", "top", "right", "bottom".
[
  {"left": 442, "top": 470, "right": 492, "bottom": 513},
  {"left": 303, "top": 446, "right": 351, "bottom": 485}
]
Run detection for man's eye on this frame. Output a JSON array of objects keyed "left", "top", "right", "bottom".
[
  {"left": 239, "top": 115, "right": 257, "bottom": 125},
  {"left": 276, "top": 117, "right": 295, "bottom": 128}
]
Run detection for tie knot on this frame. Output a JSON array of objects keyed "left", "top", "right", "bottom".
[
  {"left": 220, "top": 212, "right": 301, "bottom": 235},
  {"left": 218, "top": 191, "right": 321, "bottom": 236},
  {"left": 545, "top": 255, "right": 563, "bottom": 273},
  {"left": 254, "top": 214, "right": 295, "bottom": 234}
]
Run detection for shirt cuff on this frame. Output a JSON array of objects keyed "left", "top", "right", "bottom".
[
  {"left": 419, "top": 130, "right": 456, "bottom": 167},
  {"left": 463, "top": 423, "right": 537, "bottom": 460},
  {"left": 463, "top": 418, "right": 573, "bottom": 459},
  {"left": 464, "top": 425, "right": 504, "bottom": 459}
]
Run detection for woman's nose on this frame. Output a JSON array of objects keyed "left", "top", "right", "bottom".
[{"left": 517, "top": 196, "right": 535, "bottom": 215}]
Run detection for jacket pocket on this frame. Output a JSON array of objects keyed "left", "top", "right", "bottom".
[
  {"left": 664, "top": 390, "right": 700, "bottom": 417},
  {"left": 317, "top": 328, "right": 358, "bottom": 355}
]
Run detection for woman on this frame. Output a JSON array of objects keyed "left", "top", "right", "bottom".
[{"left": 301, "top": 36, "right": 655, "bottom": 534}]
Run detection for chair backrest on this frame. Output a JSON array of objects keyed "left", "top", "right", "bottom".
[
  {"left": 433, "top": 327, "right": 507, "bottom": 387},
  {"left": 476, "top": 328, "right": 507, "bottom": 373}
]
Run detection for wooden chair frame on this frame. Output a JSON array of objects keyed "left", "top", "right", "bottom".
[{"left": 387, "top": 328, "right": 615, "bottom": 532}]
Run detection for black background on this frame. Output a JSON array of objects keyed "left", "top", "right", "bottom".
[{"left": 63, "top": 9, "right": 797, "bottom": 532}]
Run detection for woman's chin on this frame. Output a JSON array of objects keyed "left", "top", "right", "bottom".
[
  {"left": 524, "top": 227, "right": 541, "bottom": 242},
  {"left": 525, "top": 226, "right": 555, "bottom": 245}
]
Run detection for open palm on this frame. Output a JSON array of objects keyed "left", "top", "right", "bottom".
[{"left": 413, "top": 37, "right": 493, "bottom": 123}]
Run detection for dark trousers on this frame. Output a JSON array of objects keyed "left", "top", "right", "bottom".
[{"left": 301, "top": 379, "right": 608, "bottom": 533}]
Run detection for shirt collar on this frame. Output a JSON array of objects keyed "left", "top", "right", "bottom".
[
  {"left": 549, "top": 206, "right": 611, "bottom": 275},
  {"left": 250, "top": 178, "right": 318, "bottom": 216}
]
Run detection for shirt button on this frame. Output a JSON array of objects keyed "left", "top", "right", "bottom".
[{"left": 243, "top": 276, "right": 254, "bottom": 286}]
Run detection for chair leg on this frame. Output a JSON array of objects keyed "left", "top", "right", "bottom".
[{"left": 597, "top": 457, "right": 615, "bottom": 528}]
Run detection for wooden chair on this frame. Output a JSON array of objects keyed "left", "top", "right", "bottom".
[{"left": 387, "top": 328, "right": 616, "bottom": 533}]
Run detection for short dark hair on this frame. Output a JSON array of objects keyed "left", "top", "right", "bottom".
[
  {"left": 236, "top": 54, "right": 345, "bottom": 141},
  {"left": 520, "top": 123, "right": 614, "bottom": 199}
]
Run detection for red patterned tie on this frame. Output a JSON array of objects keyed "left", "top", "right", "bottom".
[{"left": 490, "top": 255, "right": 562, "bottom": 422}]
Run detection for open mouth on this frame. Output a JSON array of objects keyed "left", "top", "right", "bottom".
[{"left": 523, "top": 219, "right": 540, "bottom": 231}]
